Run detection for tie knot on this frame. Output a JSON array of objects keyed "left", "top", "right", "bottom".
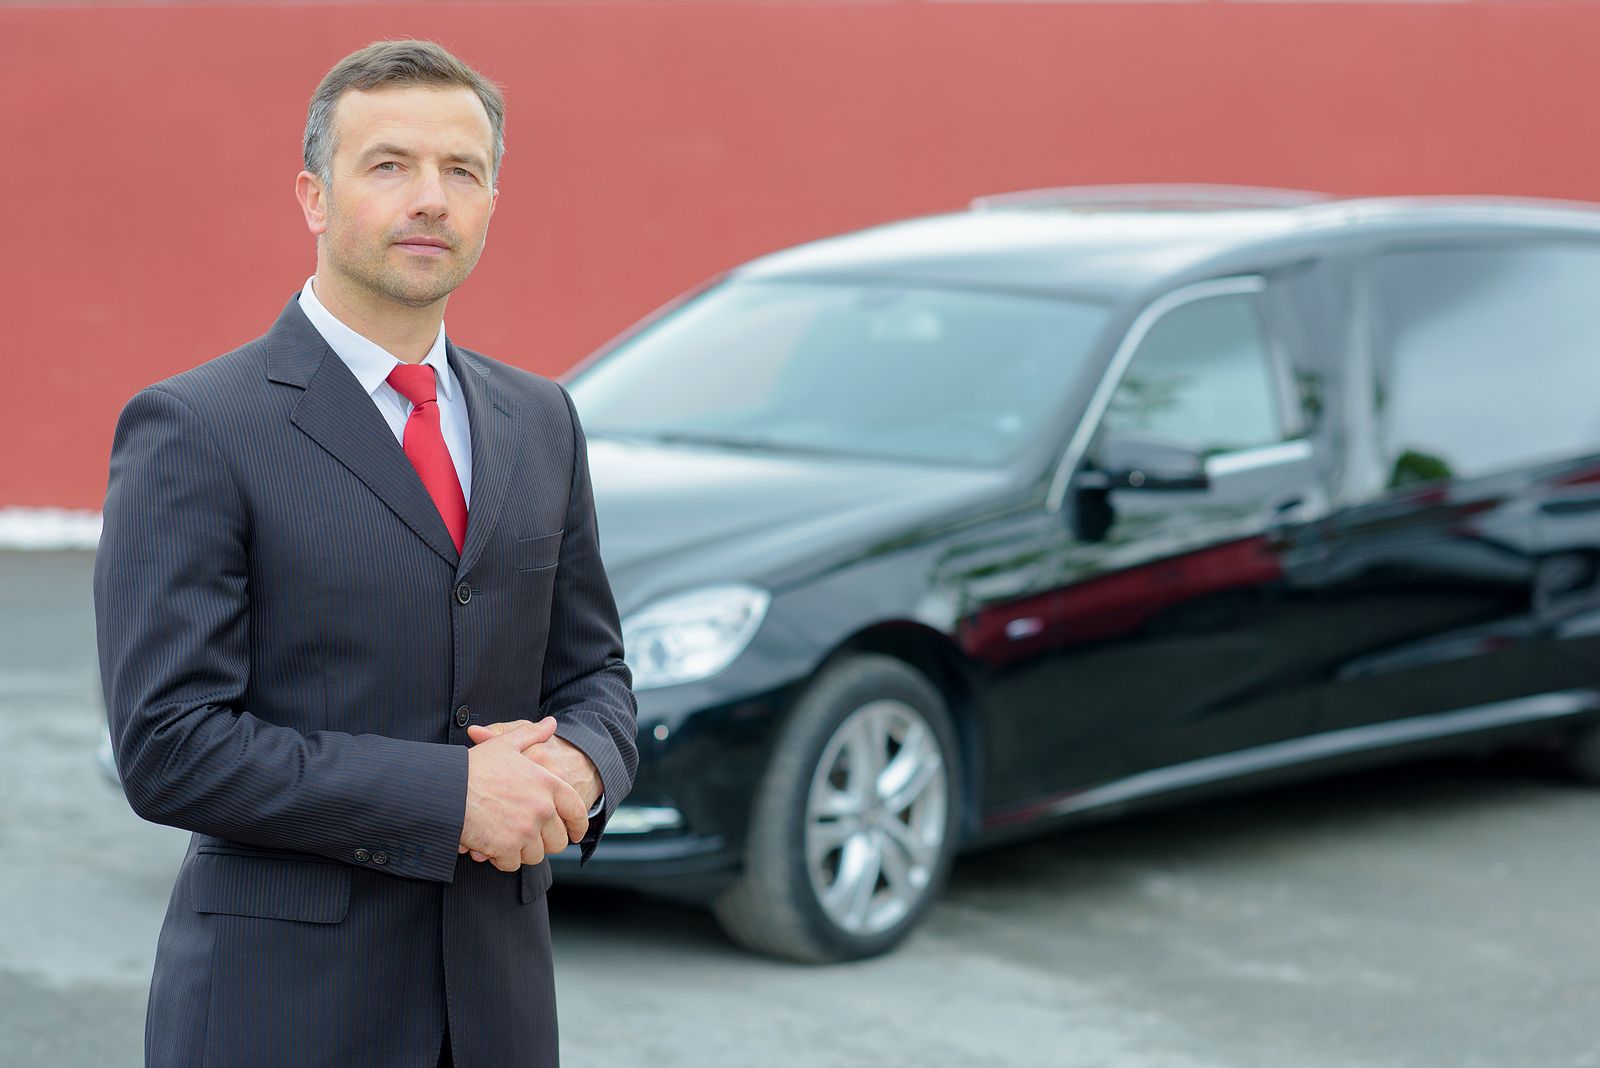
[{"left": 387, "top": 363, "right": 438, "bottom": 407}]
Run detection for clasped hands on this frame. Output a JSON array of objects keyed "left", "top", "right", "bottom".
[{"left": 458, "top": 717, "right": 601, "bottom": 872}]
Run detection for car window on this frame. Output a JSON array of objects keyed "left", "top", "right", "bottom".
[
  {"left": 1099, "top": 293, "right": 1283, "bottom": 455},
  {"left": 567, "top": 279, "right": 1110, "bottom": 466},
  {"left": 1371, "top": 242, "right": 1600, "bottom": 486}
]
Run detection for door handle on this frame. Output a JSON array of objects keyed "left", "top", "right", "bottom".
[{"left": 1265, "top": 497, "right": 1309, "bottom": 545}]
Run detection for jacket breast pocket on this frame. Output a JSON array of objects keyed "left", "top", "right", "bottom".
[
  {"left": 189, "top": 848, "right": 351, "bottom": 924},
  {"left": 517, "top": 530, "right": 565, "bottom": 572}
]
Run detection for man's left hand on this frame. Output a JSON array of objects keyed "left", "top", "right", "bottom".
[{"left": 463, "top": 721, "right": 602, "bottom": 861}]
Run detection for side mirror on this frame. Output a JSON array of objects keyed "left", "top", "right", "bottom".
[{"left": 1074, "top": 433, "right": 1211, "bottom": 493}]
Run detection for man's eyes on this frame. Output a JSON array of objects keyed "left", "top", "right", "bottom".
[{"left": 370, "top": 162, "right": 478, "bottom": 180}]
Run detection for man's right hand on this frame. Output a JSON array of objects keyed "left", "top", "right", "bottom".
[{"left": 459, "top": 718, "right": 590, "bottom": 872}]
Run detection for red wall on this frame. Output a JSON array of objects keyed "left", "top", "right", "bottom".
[{"left": 5, "top": 2, "right": 1600, "bottom": 509}]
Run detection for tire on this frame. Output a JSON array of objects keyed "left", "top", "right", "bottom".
[{"left": 714, "top": 653, "right": 963, "bottom": 962}]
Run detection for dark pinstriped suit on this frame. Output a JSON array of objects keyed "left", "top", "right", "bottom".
[{"left": 93, "top": 297, "right": 638, "bottom": 1067}]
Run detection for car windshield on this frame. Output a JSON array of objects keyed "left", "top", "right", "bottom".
[{"left": 566, "top": 279, "right": 1110, "bottom": 467}]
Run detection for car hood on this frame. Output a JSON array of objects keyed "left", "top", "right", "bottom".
[{"left": 586, "top": 436, "right": 1010, "bottom": 613}]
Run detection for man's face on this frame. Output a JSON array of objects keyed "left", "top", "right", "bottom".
[{"left": 307, "top": 84, "right": 498, "bottom": 309}]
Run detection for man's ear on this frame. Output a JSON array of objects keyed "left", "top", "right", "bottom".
[{"left": 295, "top": 171, "right": 329, "bottom": 237}]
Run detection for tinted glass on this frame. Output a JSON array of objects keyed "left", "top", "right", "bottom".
[
  {"left": 567, "top": 280, "right": 1109, "bottom": 466},
  {"left": 1101, "top": 294, "right": 1283, "bottom": 454},
  {"left": 1372, "top": 243, "right": 1600, "bottom": 486}
]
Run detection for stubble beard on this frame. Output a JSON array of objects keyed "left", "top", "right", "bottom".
[{"left": 324, "top": 203, "right": 484, "bottom": 311}]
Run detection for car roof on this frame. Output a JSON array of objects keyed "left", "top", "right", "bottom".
[{"left": 735, "top": 185, "right": 1600, "bottom": 301}]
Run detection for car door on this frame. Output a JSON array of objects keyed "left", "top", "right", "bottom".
[
  {"left": 986, "top": 274, "right": 1333, "bottom": 811},
  {"left": 1311, "top": 239, "right": 1600, "bottom": 740}
]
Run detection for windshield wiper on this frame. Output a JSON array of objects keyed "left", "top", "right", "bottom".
[{"left": 640, "top": 430, "right": 879, "bottom": 462}]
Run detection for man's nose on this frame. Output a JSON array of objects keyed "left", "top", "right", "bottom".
[{"left": 407, "top": 168, "right": 449, "bottom": 219}]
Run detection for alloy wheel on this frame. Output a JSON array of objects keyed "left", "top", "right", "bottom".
[{"left": 803, "top": 698, "right": 949, "bottom": 936}]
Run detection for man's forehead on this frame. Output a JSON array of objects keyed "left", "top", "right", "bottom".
[{"left": 330, "top": 84, "right": 493, "bottom": 153}]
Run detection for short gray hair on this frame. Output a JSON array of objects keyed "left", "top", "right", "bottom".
[{"left": 303, "top": 40, "right": 506, "bottom": 186}]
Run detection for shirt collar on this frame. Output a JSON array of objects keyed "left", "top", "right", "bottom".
[{"left": 297, "top": 276, "right": 454, "bottom": 401}]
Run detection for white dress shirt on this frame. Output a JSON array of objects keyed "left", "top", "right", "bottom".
[
  {"left": 298, "top": 277, "right": 604, "bottom": 819},
  {"left": 298, "top": 278, "right": 473, "bottom": 505}
]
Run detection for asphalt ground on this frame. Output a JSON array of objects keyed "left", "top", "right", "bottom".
[{"left": 3, "top": 548, "right": 1599, "bottom": 1067}]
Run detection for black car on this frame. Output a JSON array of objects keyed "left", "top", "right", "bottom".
[{"left": 552, "top": 185, "right": 1600, "bottom": 961}]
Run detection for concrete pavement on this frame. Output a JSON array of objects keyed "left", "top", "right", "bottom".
[{"left": 4, "top": 549, "right": 1598, "bottom": 1067}]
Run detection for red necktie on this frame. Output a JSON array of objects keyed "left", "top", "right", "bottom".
[{"left": 386, "top": 364, "right": 469, "bottom": 553}]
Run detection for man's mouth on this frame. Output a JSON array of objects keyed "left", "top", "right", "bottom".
[{"left": 395, "top": 237, "right": 452, "bottom": 255}]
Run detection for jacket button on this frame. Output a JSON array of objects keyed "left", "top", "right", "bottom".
[
  {"left": 455, "top": 582, "right": 472, "bottom": 605},
  {"left": 455, "top": 705, "right": 471, "bottom": 727},
  {"left": 371, "top": 851, "right": 389, "bottom": 866},
  {"left": 354, "top": 848, "right": 371, "bottom": 863}
]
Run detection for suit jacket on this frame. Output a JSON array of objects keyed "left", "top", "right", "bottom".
[{"left": 93, "top": 297, "right": 638, "bottom": 1067}]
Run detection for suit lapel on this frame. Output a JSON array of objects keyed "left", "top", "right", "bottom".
[
  {"left": 265, "top": 297, "right": 461, "bottom": 568},
  {"left": 450, "top": 341, "right": 518, "bottom": 580}
]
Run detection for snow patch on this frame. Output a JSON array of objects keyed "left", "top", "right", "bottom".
[{"left": 0, "top": 508, "right": 102, "bottom": 550}]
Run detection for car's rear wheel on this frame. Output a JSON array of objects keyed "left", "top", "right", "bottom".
[{"left": 714, "top": 653, "right": 962, "bottom": 962}]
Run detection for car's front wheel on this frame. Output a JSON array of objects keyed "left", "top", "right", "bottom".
[{"left": 714, "top": 653, "right": 962, "bottom": 962}]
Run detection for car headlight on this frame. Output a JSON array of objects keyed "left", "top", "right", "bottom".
[{"left": 622, "top": 583, "right": 770, "bottom": 690}]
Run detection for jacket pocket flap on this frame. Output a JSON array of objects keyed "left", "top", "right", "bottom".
[
  {"left": 190, "top": 852, "right": 352, "bottom": 924},
  {"left": 520, "top": 859, "right": 553, "bottom": 903},
  {"left": 516, "top": 530, "right": 565, "bottom": 571}
]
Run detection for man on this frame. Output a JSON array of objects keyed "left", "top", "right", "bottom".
[{"left": 93, "top": 40, "right": 637, "bottom": 1067}]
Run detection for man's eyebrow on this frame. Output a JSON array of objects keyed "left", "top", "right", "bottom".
[
  {"left": 442, "top": 152, "right": 490, "bottom": 172},
  {"left": 359, "top": 143, "right": 415, "bottom": 160}
]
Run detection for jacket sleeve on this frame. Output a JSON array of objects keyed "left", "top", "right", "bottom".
[
  {"left": 542, "top": 385, "right": 640, "bottom": 863},
  {"left": 93, "top": 387, "right": 469, "bottom": 883}
]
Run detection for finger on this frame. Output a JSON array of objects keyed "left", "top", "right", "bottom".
[
  {"left": 501, "top": 717, "right": 559, "bottom": 752},
  {"left": 471, "top": 850, "right": 488, "bottom": 862},
  {"left": 467, "top": 720, "right": 537, "bottom": 745},
  {"left": 555, "top": 816, "right": 586, "bottom": 849},
  {"left": 490, "top": 852, "right": 520, "bottom": 873},
  {"left": 550, "top": 778, "right": 589, "bottom": 826},
  {"left": 539, "top": 819, "right": 568, "bottom": 858},
  {"left": 458, "top": 843, "right": 468, "bottom": 854},
  {"left": 468, "top": 720, "right": 552, "bottom": 747},
  {"left": 520, "top": 842, "right": 547, "bottom": 867},
  {"left": 520, "top": 742, "right": 573, "bottom": 773}
]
